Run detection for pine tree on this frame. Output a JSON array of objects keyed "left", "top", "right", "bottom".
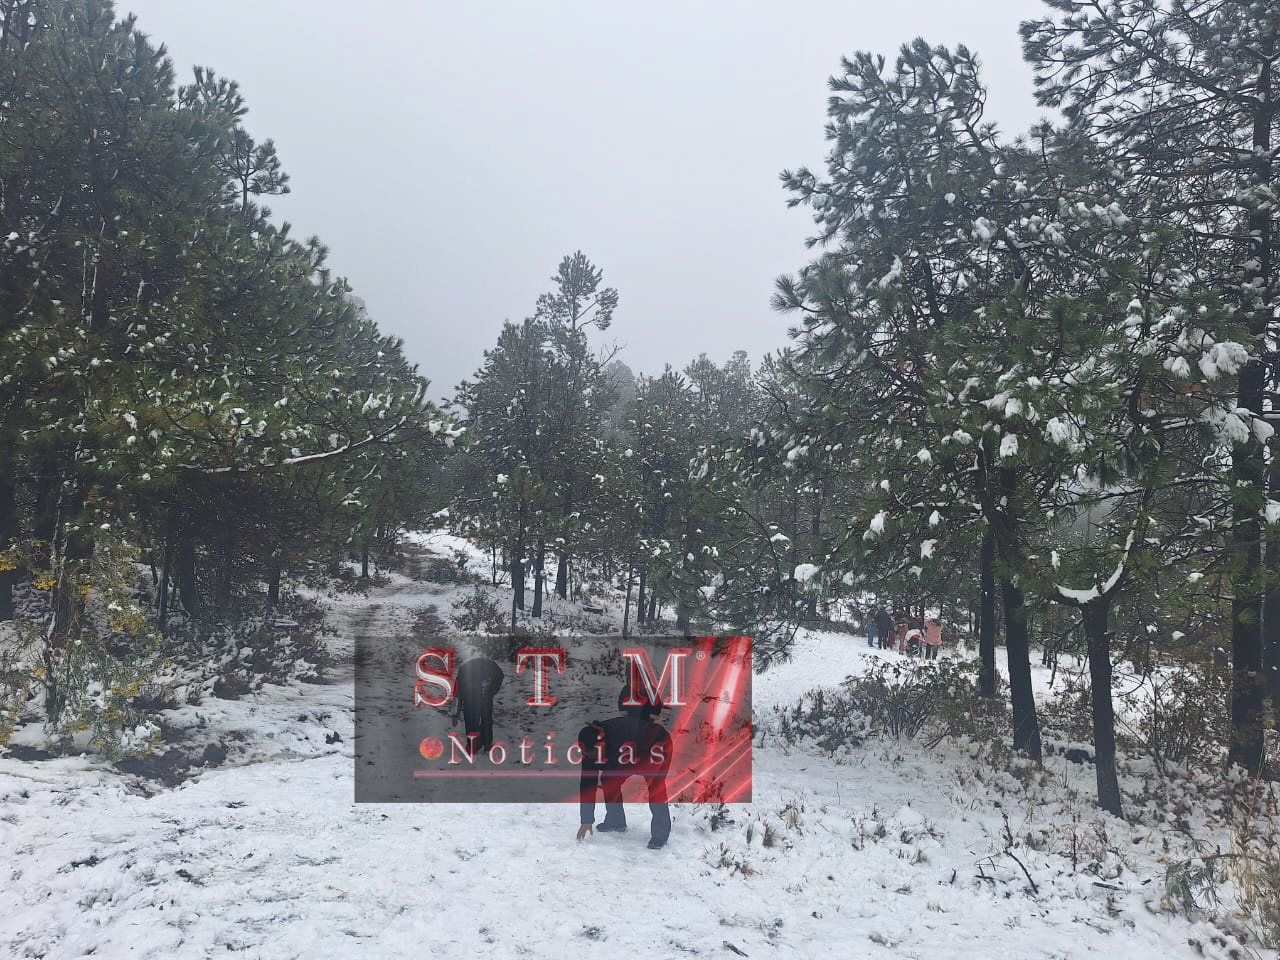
[{"left": 1023, "top": 0, "right": 1279, "bottom": 774}]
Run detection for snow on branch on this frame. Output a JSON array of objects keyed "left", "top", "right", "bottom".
[{"left": 1052, "top": 525, "right": 1137, "bottom": 607}]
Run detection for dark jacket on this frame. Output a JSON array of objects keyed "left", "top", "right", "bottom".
[
  {"left": 578, "top": 715, "right": 672, "bottom": 825},
  {"left": 456, "top": 658, "right": 504, "bottom": 705},
  {"left": 455, "top": 658, "right": 504, "bottom": 750},
  {"left": 875, "top": 608, "right": 893, "bottom": 638}
]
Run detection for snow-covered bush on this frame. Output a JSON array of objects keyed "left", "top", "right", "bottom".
[
  {"left": 1133, "top": 662, "right": 1230, "bottom": 775},
  {"left": 1037, "top": 673, "right": 1094, "bottom": 743},
  {"left": 841, "top": 659, "right": 1003, "bottom": 747},
  {"left": 777, "top": 660, "right": 1002, "bottom": 754},
  {"left": 1230, "top": 782, "right": 1280, "bottom": 949},
  {"left": 164, "top": 593, "right": 327, "bottom": 701},
  {"left": 450, "top": 586, "right": 506, "bottom": 635},
  {"left": 776, "top": 686, "right": 871, "bottom": 754},
  {"left": 416, "top": 556, "right": 482, "bottom": 585},
  {"left": 0, "top": 540, "right": 164, "bottom": 759}
]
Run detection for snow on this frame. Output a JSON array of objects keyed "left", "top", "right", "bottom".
[
  {"left": 1054, "top": 528, "right": 1134, "bottom": 605},
  {"left": 876, "top": 255, "right": 904, "bottom": 288},
  {"left": 0, "top": 536, "right": 1274, "bottom": 959},
  {"left": 1045, "top": 416, "right": 1079, "bottom": 449},
  {"left": 867, "top": 510, "right": 887, "bottom": 537},
  {"left": 1197, "top": 341, "right": 1248, "bottom": 381},
  {"left": 972, "top": 217, "right": 997, "bottom": 244},
  {"left": 793, "top": 563, "right": 820, "bottom": 583}
]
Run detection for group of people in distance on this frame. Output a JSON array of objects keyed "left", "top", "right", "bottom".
[{"left": 868, "top": 607, "right": 943, "bottom": 660}]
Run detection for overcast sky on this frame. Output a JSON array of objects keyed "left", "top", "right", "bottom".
[{"left": 122, "top": 0, "right": 1047, "bottom": 401}]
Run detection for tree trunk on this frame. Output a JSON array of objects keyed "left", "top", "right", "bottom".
[
  {"left": 1264, "top": 439, "right": 1280, "bottom": 733},
  {"left": 215, "top": 541, "right": 233, "bottom": 606},
  {"left": 1228, "top": 366, "right": 1267, "bottom": 775},
  {"left": 45, "top": 488, "right": 94, "bottom": 721},
  {"left": 177, "top": 530, "right": 199, "bottom": 616},
  {"left": 806, "top": 487, "right": 823, "bottom": 622},
  {"left": 49, "top": 534, "right": 93, "bottom": 645},
  {"left": 0, "top": 459, "right": 17, "bottom": 620},
  {"left": 360, "top": 542, "right": 370, "bottom": 581},
  {"left": 1082, "top": 599, "right": 1123, "bottom": 816},
  {"left": 1227, "top": 58, "right": 1272, "bottom": 777},
  {"left": 32, "top": 462, "right": 58, "bottom": 564},
  {"left": 1000, "top": 574, "right": 1042, "bottom": 761},
  {"left": 157, "top": 535, "right": 173, "bottom": 630},
  {"left": 622, "top": 563, "right": 633, "bottom": 638},
  {"left": 636, "top": 569, "right": 647, "bottom": 626},
  {"left": 976, "top": 449, "right": 998, "bottom": 696},
  {"left": 647, "top": 593, "right": 658, "bottom": 625},
  {"left": 0, "top": 0, "right": 17, "bottom": 49},
  {"left": 555, "top": 551, "right": 569, "bottom": 600},
  {"left": 267, "top": 558, "right": 281, "bottom": 607},
  {"left": 532, "top": 541, "right": 545, "bottom": 618},
  {"left": 511, "top": 539, "right": 525, "bottom": 611}
]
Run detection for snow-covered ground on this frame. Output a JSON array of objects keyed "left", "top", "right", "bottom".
[{"left": 1, "top": 536, "right": 1275, "bottom": 959}]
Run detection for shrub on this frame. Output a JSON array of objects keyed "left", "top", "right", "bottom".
[
  {"left": 1134, "top": 662, "right": 1231, "bottom": 774},
  {"left": 842, "top": 658, "right": 1002, "bottom": 746},
  {"left": 0, "top": 538, "right": 164, "bottom": 759},
  {"left": 1038, "top": 673, "right": 1094, "bottom": 744},
  {"left": 1157, "top": 777, "right": 1280, "bottom": 950},
  {"left": 164, "top": 592, "right": 327, "bottom": 700},
  {"left": 776, "top": 659, "right": 1003, "bottom": 754},
  {"left": 1231, "top": 780, "right": 1280, "bottom": 948},
  {"left": 416, "top": 556, "right": 482, "bottom": 586},
  {"left": 451, "top": 586, "right": 506, "bottom": 635},
  {"left": 777, "top": 686, "right": 871, "bottom": 754}
]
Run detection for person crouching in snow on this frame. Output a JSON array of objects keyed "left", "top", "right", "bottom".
[
  {"left": 893, "top": 611, "right": 913, "bottom": 653},
  {"left": 576, "top": 684, "right": 672, "bottom": 849}
]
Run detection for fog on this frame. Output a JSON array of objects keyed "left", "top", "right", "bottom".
[{"left": 122, "top": 0, "right": 1047, "bottom": 399}]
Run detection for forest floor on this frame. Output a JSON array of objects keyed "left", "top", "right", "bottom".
[{"left": 0, "top": 532, "right": 1276, "bottom": 959}]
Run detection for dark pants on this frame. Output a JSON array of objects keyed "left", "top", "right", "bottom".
[
  {"left": 598, "top": 772, "right": 671, "bottom": 845},
  {"left": 462, "top": 697, "right": 495, "bottom": 751},
  {"left": 923, "top": 644, "right": 939, "bottom": 661}
]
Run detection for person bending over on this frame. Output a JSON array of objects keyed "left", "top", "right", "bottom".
[
  {"left": 451, "top": 656, "right": 504, "bottom": 751},
  {"left": 576, "top": 684, "right": 672, "bottom": 849}
]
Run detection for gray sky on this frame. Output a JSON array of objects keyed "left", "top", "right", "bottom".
[{"left": 122, "top": 0, "right": 1046, "bottom": 401}]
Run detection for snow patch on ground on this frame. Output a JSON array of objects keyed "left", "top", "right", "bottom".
[{"left": 0, "top": 541, "right": 1273, "bottom": 959}]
